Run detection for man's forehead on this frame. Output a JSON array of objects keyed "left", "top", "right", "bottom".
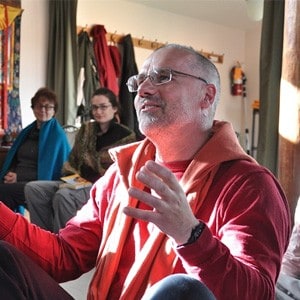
[{"left": 140, "top": 48, "right": 188, "bottom": 72}]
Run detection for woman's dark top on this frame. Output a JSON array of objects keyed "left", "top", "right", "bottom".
[{"left": 9, "top": 126, "right": 39, "bottom": 182}]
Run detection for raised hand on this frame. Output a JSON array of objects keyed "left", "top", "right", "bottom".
[{"left": 124, "top": 160, "right": 199, "bottom": 245}]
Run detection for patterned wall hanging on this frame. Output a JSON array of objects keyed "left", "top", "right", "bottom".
[{"left": 0, "top": 4, "right": 22, "bottom": 138}]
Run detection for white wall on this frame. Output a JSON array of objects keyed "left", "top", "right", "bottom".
[
  {"left": 20, "top": 0, "right": 48, "bottom": 126},
  {"left": 19, "top": 0, "right": 261, "bottom": 149}
]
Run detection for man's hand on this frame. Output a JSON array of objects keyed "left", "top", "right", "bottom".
[
  {"left": 124, "top": 160, "right": 199, "bottom": 245},
  {"left": 3, "top": 171, "right": 17, "bottom": 183}
]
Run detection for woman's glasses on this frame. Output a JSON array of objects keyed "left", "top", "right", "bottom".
[
  {"left": 34, "top": 104, "right": 55, "bottom": 111},
  {"left": 91, "top": 104, "right": 112, "bottom": 111}
]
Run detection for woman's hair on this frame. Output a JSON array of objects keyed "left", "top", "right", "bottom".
[
  {"left": 91, "top": 87, "right": 120, "bottom": 112},
  {"left": 31, "top": 87, "right": 58, "bottom": 113}
]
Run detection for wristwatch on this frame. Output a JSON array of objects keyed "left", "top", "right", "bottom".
[{"left": 181, "top": 221, "right": 205, "bottom": 246}]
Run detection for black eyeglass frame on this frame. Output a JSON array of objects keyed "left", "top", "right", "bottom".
[
  {"left": 126, "top": 68, "right": 208, "bottom": 93},
  {"left": 90, "top": 104, "right": 112, "bottom": 111},
  {"left": 33, "top": 104, "right": 55, "bottom": 111}
]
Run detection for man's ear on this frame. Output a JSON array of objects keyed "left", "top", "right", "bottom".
[{"left": 200, "top": 84, "right": 216, "bottom": 108}]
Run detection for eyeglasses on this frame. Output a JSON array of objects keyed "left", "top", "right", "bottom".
[
  {"left": 126, "top": 68, "right": 208, "bottom": 92},
  {"left": 34, "top": 104, "right": 55, "bottom": 111},
  {"left": 91, "top": 104, "right": 112, "bottom": 111}
]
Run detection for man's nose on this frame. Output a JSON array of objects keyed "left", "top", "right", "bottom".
[{"left": 137, "top": 77, "right": 157, "bottom": 96}]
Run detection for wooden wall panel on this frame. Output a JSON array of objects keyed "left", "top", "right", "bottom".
[{"left": 278, "top": 0, "right": 300, "bottom": 224}]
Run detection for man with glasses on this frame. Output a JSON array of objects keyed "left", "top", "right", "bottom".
[{"left": 0, "top": 44, "right": 290, "bottom": 300}]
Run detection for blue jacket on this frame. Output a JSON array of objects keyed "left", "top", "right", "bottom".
[{"left": 0, "top": 118, "right": 71, "bottom": 180}]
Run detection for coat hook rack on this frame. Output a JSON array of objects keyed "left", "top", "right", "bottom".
[{"left": 77, "top": 26, "right": 224, "bottom": 64}]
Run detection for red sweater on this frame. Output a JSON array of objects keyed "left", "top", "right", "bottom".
[
  {"left": 0, "top": 137, "right": 290, "bottom": 299},
  {"left": 0, "top": 159, "right": 290, "bottom": 299}
]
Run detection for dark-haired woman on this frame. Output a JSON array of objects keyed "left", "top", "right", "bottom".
[
  {"left": 0, "top": 87, "right": 71, "bottom": 211},
  {"left": 25, "top": 87, "right": 136, "bottom": 232}
]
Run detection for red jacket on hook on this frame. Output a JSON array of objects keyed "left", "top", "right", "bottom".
[{"left": 90, "top": 25, "right": 119, "bottom": 95}]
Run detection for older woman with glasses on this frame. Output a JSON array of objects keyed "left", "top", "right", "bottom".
[
  {"left": 25, "top": 87, "right": 136, "bottom": 233},
  {"left": 0, "top": 87, "right": 71, "bottom": 212}
]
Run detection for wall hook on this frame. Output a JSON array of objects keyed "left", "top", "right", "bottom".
[{"left": 138, "top": 36, "right": 144, "bottom": 46}]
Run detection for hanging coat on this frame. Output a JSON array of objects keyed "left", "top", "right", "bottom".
[
  {"left": 118, "top": 34, "right": 143, "bottom": 140},
  {"left": 90, "top": 25, "right": 119, "bottom": 96},
  {"left": 77, "top": 30, "right": 100, "bottom": 107}
]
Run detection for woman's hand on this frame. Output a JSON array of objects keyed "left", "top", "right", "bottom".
[
  {"left": 124, "top": 160, "right": 199, "bottom": 245},
  {"left": 3, "top": 171, "right": 17, "bottom": 183}
]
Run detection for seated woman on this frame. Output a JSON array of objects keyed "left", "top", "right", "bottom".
[
  {"left": 25, "top": 87, "right": 136, "bottom": 233},
  {"left": 0, "top": 87, "right": 71, "bottom": 212}
]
